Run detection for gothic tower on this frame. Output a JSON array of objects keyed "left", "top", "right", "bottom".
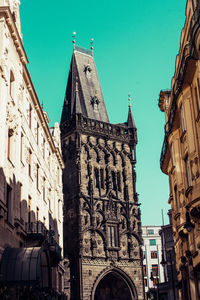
[{"left": 61, "top": 44, "right": 144, "bottom": 300}]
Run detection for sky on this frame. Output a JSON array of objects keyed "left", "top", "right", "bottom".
[{"left": 20, "top": 0, "right": 187, "bottom": 226}]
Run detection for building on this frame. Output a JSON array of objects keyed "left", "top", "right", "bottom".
[
  {"left": 60, "top": 41, "right": 144, "bottom": 300},
  {"left": 142, "top": 226, "right": 164, "bottom": 299},
  {"left": 158, "top": 0, "right": 200, "bottom": 299},
  {"left": 0, "top": 0, "right": 65, "bottom": 298},
  {"left": 159, "top": 210, "right": 178, "bottom": 300}
]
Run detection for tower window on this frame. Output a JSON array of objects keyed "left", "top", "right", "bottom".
[
  {"left": 107, "top": 225, "right": 117, "bottom": 248},
  {"left": 111, "top": 171, "right": 117, "bottom": 191},
  {"left": 117, "top": 171, "right": 121, "bottom": 191},
  {"left": 94, "top": 168, "right": 99, "bottom": 188},
  {"left": 100, "top": 168, "right": 104, "bottom": 189}
]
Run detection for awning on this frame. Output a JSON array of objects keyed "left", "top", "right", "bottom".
[{"left": 0, "top": 247, "right": 50, "bottom": 287}]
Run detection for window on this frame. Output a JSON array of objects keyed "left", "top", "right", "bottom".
[
  {"left": 10, "top": 71, "right": 15, "bottom": 99},
  {"left": 174, "top": 185, "right": 179, "bottom": 211},
  {"left": 6, "top": 184, "right": 12, "bottom": 222},
  {"left": 152, "top": 264, "right": 158, "bottom": 276},
  {"left": 36, "top": 164, "right": 39, "bottom": 190},
  {"left": 29, "top": 103, "right": 32, "bottom": 129},
  {"left": 100, "top": 168, "right": 104, "bottom": 189},
  {"left": 36, "top": 207, "right": 39, "bottom": 221},
  {"left": 195, "top": 86, "right": 200, "bottom": 113},
  {"left": 117, "top": 171, "right": 121, "bottom": 192},
  {"left": 171, "top": 143, "right": 175, "bottom": 168},
  {"left": 147, "top": 229, "right": 154, "bottom": 235},
  {"left": 144, "top": 278, "right": 147, "bottom": 287},
  {"left": 28, "top": 149, "right": 32, "bottom": 177},
  {"left": 20, "top": 132, "right": 24, "bottom": 163},
  {"left": 43, "top": 178, "right": 46, "bottom": 202},
  {"left": 94, "top": 168, "right": 99, "bottom": 188},
  {"left": 143, "top": 251, "right": 146, "bottom": 259},
  {"left": 143, "top": 265, "right": 147, "bottom": 276},
  {"left": 111, "top": 171, "right": 117, "bottom": 191},
  {"left": 180, "top": 104, "right": 186, "bottom": 132},
  {"left": 151, "top": 251, "right": 158, "bottom": 259},
  {"left": 185, "top": 156, "right": 192, "bottom": 187},
  {"left": 149, "top": 239, "right": 156, "bottom": 246},
  {"left": 107, "top": 225, "right": 117, "bottom": 247},
  {"left": 28, "top": 196, "right": 31, "bottom": 223},
  {"left": 36, "top": 122, "right": 39, "bottom": 144},
  {"left": 7, "top": 129, "right": 13, "bottom": 162}
]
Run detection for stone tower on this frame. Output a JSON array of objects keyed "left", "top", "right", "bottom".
[{"left": 61, "top": 45, "right": 144, "bottom": 300}]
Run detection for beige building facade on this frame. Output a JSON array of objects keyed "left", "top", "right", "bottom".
[
  {"left": 159, "top": 0, "right": 200, "bottom": 299},
  {"left": 0, "top": 0, "right": 65, "bottom": 298}
]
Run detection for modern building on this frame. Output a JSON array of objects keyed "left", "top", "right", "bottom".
[
  {"left": 142, "top": 226, "right": 164, "bottom": 299},
  {"left": 60, "top": 41, "right": 144, "bottom": 299},
  {"left": 159, "top": 210, "right": 179, "bottom": 300},
  {"left": 0, "top": 0, "right": 65, "bottom": 298},
  {"left": 158, "top": 0, "right": 200, "bottom": 299}
]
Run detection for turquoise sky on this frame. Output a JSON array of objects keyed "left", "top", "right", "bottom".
[{"left": 20, "top": 0, "right": 187, "bottom": 225}]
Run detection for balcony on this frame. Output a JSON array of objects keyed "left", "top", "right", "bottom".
[{"left": 25, "top": 221, "right": 48, "bottom": 246}]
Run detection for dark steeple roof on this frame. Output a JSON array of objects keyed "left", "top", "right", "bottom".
[
  {"left": 127, "top": 104, "right": 136, "bottom": 129},
  {"left": 61, "top": 47, "right": 109, "bottom": 124}
]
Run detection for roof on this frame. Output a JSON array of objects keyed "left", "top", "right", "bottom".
[
  {"left": 127, "top": 105, "right": 136, "bottom": 129},
  {"left": 61, "top": 48, "right": 109, "bottom": 124}
]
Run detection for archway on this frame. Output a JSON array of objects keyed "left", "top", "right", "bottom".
[{"left": 94, "top": 271, "right": 135, "bottom": 300}]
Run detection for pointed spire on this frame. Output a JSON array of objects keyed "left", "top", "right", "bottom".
[
  {"left": 90, "top": 38, "right": 94, "bottom": 56},
  {"left": 72, "top": 32, "right": 76, "bottom": 51},
  {"left": 127, "top": 94, "right": 136, "bottom": 129},
  {"left": 73, "top": 76, "right": 81, "bottom": 114}
]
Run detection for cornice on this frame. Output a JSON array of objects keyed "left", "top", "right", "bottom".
[{"left": 0, "top": 6, "right": 28, "bottom": 65}]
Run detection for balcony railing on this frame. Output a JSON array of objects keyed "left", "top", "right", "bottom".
[{"left": 25, "top": 221, "right": 48, "bottom": 236}]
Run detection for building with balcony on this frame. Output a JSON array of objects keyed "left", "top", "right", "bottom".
[
  {"left": 158, "top": 0, "right": 200, "bottom": 299},
  {"left": 0, "top": 0, "right": 65, "bottom": 298},
  {"left": 142, "top": 226, "right": 164, "bottom": 299}
]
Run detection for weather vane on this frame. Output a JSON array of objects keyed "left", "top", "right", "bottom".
[
  {"left": 72, "top": 32, "right": 76, "bottom": 50},
  {"left": 91, "top": 38, "right": 94, "bottom": 56}
]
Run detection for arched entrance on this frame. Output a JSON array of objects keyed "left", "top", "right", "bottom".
[{"left": 94, "top": 271, "right": 136, "bottom": 300}]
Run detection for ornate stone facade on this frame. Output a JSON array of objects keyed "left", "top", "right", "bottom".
[
  {"left": 159, "top": 0, "right": 200, "bottom": 299},
  {"left": 0, "top": 1, "right": 65, "bottom": 298},
  {"left": 61, "top": 47, "right": 144, "bottom": 300}
]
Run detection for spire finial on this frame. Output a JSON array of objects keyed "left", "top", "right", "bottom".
[
  {"left": 128, "top": 93, "right": 131, "bottom": 108},
  {"left": 72, "top": 32, "right": 76, "bottom": 51},
  {"left": 90, "top": 38, "right": 94, "bottom": 56}
]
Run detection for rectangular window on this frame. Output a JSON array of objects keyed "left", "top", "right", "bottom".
[
  {"left": 28, "top": 196, "right": 31, "bottom": 224},
  {"left": 143, "top": 265, "right": 147, "bottom": 276},
  {"left": 152, "top": 264, "right": 158, "bottom": 276},
  {"left": 20, "top": 132, "right": 24, "bottom": 163},
  {"left": 36, "top": 164, "right": 39, "bottom": 190},
  {"left": 29, "top": 103, "right": 32, "bottom": 129},
  {"left": 6, "top": 184, "right": 12, "bottom": 222},
  {"left": 94, "top": 168, "right": 99, "bottom": 188},
  {"left": 180, "top": 104, "right": 186, "bottom": 132},
  {"left": 171, "top": 143, "right": 175, "bottom": 168},
  {"left": 144, "top": 278, "right": 147, "bottom": 287},
  {"left": 29, "top": 149, "right": 32, "bottom": 177},
  {"left": 151, "top": 251, "right": 158, "bottom": 259},
  {"left": 36, "top": 122, "right": 39, "bottom": 144},
  {"left": 36, "top": 206, "right": 39, "bottom": 221},
  {"left": 107, "top": 225, "right": 117, "bottom": 247},
  {"left": 43, "top": 138, "right": 45, "bottom": 159},
  {"left": 100, "top": 168, "right": 104, "bottom": 189},
  {"left": 117, "top": 171, "right": 121, "bottom": 192},
  {"left": 8, "top": 129, "right": 14, "bottom": 163},
  {"left": 195, "top": 86, "right": 200, "bottom": 113},
  {"left": 143, "top": 251, "right": 146, "bottom": 259},
  {"left": 43, "top": 178, "right": 46, "bottom": 202},
  {"left": 150, "top": 239, "right": 156, "bottom": 246},
  {"left": 147, "top": 229, "right": 154, "bottom": 235},
  {"left": 111, "top": 171, "right": 117, "bottom": 191},
  {"left": 185, "top": 156, "right": 192, "bottom": 187}
]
